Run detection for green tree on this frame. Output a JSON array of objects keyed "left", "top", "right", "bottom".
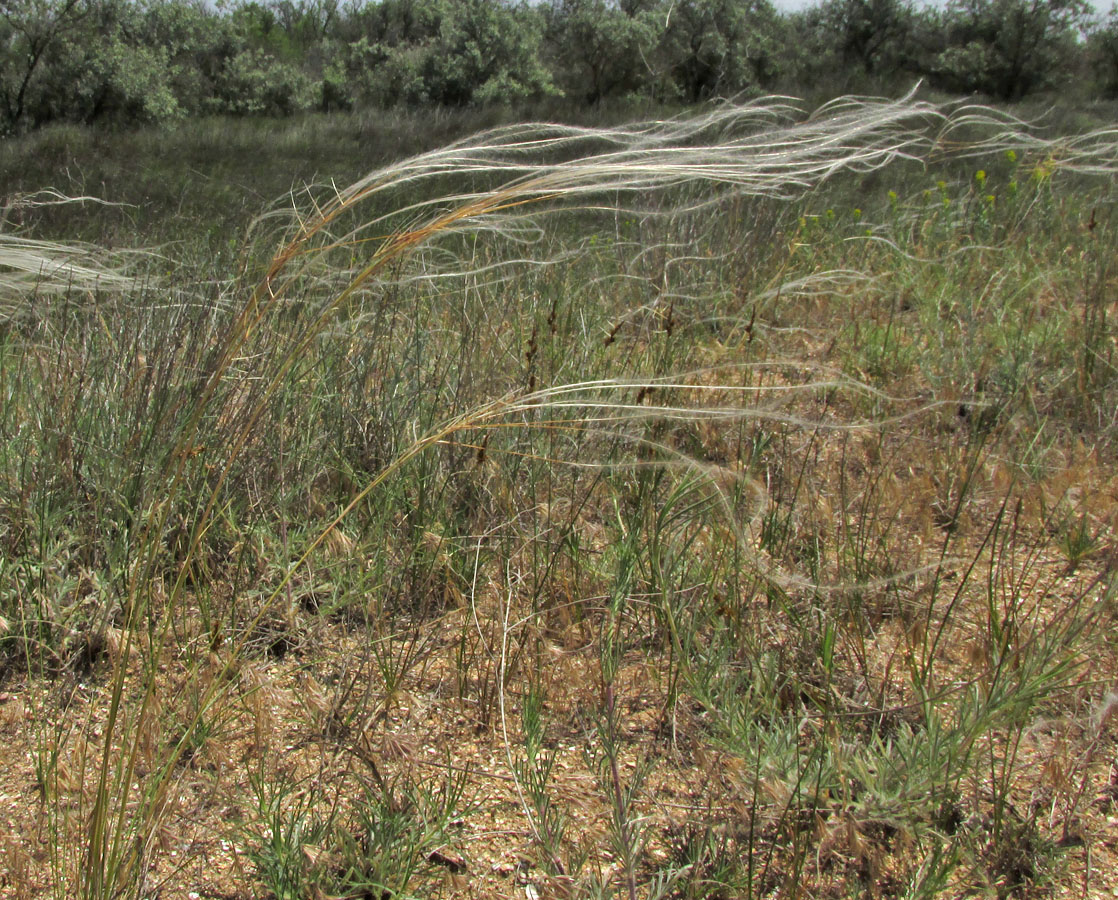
[
  {"left": 813, "top": 0, "right": 914, "bottom": 76},
  {"left": 543, "top": 0, "right": 658, "bottom": 103},
  {"left": 435, "top": 0, "right": 555, "bottom": 104},
  {"left": 0, "top": 0, "right": 87, "bottom": 132},
  {"left": 1088, "top": 8, "right": 1118, "bottom": 97},
  {"left": 271, "top": 0, "right": 339, "bottom": 49},
  {"left": 139, "top": 0, "right": 239, "bottom": 116},
  {"left": 932, "top": 0, "right": 1089, "bottom": 99},
  {"left": 657, "top": 0, "right": 782, "bottom": 102},
  {"left": 15, "top": 0, "right": 186, "bottom": 127},
  {"left": 208, "top": 45, "right": 315, "bottom": 115},
  {"left": 335, "top": 0, "right": 443, "bottom": 47},
  {"left": 322, "top": 0, "right": 439, "bottom": 107},
  {"left": 326, "top": 0, "right": 553, "bottom": 107}
]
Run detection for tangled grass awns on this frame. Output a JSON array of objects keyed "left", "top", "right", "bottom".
[
  {"left": 0, "top": 192, "right": 134, "bottom": 318},
  {"left": 5, "top": 90, "right": 1117, "bottom": 900}
]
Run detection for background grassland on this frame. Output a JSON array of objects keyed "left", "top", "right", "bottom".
[{"left": 0, "top": 97, "right": 1116, "bottom": 900}]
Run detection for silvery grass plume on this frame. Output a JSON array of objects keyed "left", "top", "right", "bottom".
[
  {"left": 247, "top": 91, "right": 944, "bottom": 303},
  {"left": 933, "top": 104, "right": 1118, "bottom": 174},
  {"left": 193, "top": 92, "right": 960, "bottom": 565},
  {"left": 194, "top": 89, "right": 1118, "bottom": 571},
  {"left": 71, "top": 92, "right": 1118, "bottom": 900},
  {"left": 239, "top": 89, "right": 1118, "bottom": 327},
  {"left": 0, "top": 192, "right": 132, "bottom": 319},
  {"left": 0, "top": 235, "right": 131, "bottom": 309}
]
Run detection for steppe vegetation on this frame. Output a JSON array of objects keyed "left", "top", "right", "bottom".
[{"left": 0, "top": 89, "right": 1116, "bottom": 900}]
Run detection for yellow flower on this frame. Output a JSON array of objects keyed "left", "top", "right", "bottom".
[{"left": 1032, "top": 158, "right": 1055, "bottom": 182}]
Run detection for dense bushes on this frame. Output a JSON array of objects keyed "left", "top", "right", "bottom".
[
  {"left": 928, "top": 0, "right": 1090, "bottom": 100},
  {"left": 1091, "top": 8, "right": 1118, "bottom": 97},
  {"left": 1, "top": 0, "right": 1114, "bottom": 134}
]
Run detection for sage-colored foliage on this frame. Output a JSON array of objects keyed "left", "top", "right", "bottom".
[
  {"left": 543, "top": 0, "right": 660, "bottom": 103},
  {"left": 0, "top": 0, "right": 1112, "bottom": 135},
  {"left": 795, "top": 0, "right": 917, "bottom": 88},
  {"left": 39, "top": 3, "right": 182, "bottom": 126},
  {"left": 1089, "top": 8, "right": 1118, "bottom": 98},
  {"left": 0, "top": 0, "right": 87, "bottom": 133},
  {"left": 930, "top": 0, "right": 1090, "bottom": 100},
  {"left": 657, "top": 0, "right": 784, "bottom": 100},
  {"left": 416, "top": 0, "right": 556, "bottom": 105}
]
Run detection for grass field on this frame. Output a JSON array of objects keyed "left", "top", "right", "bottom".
[{"left": 0, "top": 93, "right": 1116, "bottom": 900}]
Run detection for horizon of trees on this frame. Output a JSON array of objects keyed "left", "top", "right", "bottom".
[{"left": 1, "top": 0, "right": 1116, "bottom": 135}]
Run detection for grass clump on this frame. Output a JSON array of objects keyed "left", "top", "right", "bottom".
[{"left": 0, "top": 93, "right": 1116, "bottom": 899}]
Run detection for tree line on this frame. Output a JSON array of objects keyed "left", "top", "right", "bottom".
[{"left": 2, "top": 0, "right": 1116, "bottom": 134}]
